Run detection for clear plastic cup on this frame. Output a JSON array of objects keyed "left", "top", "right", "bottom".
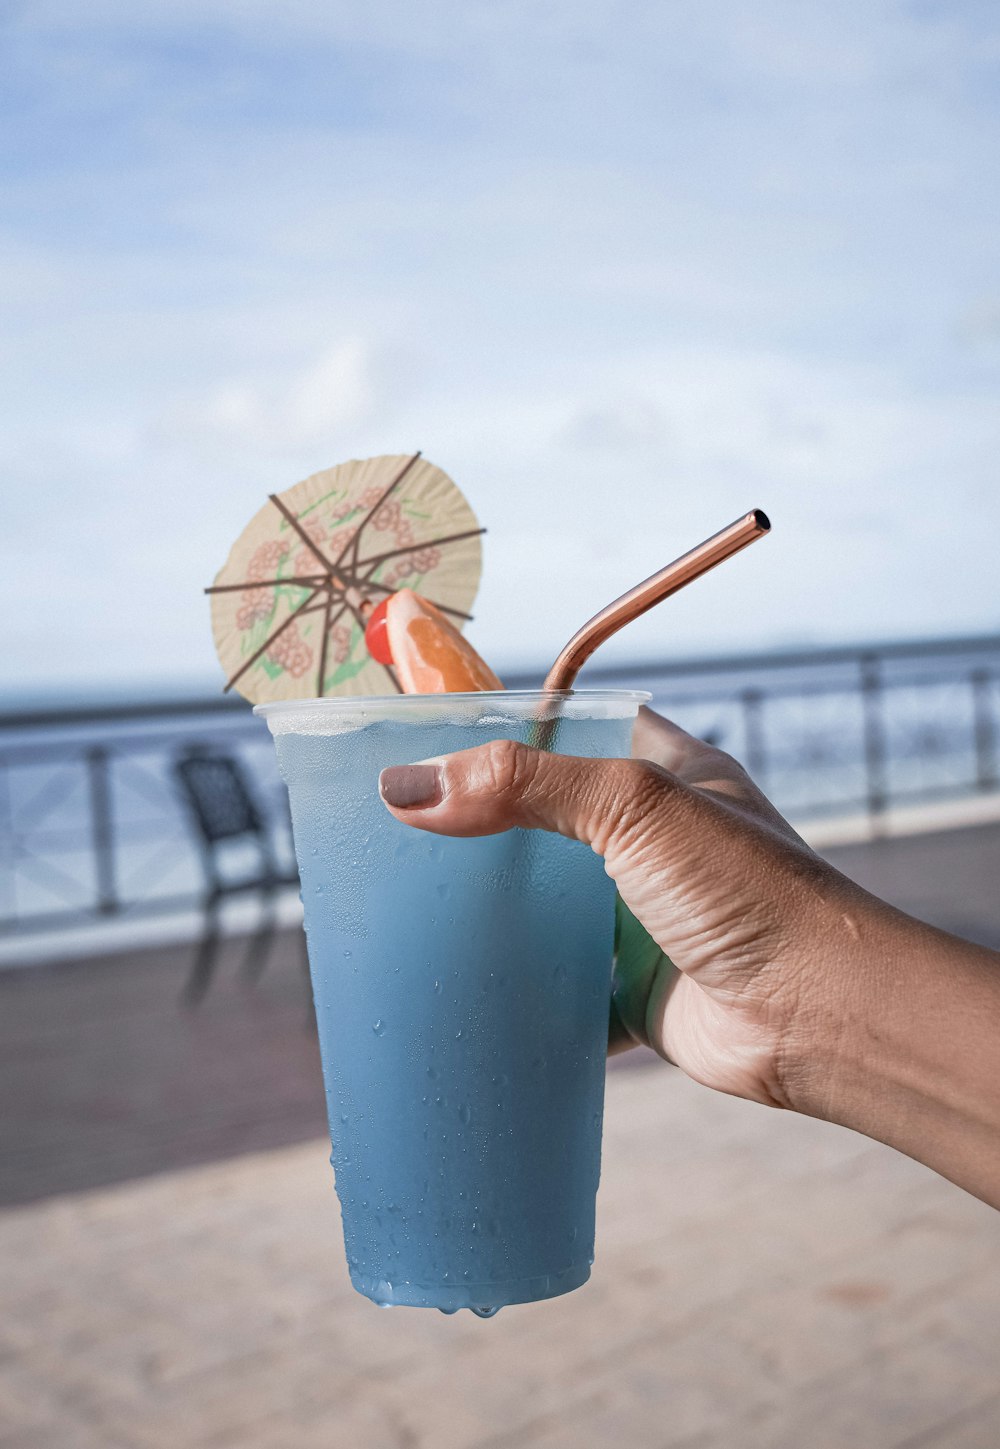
[{"left": 257, "top": 690, "right": 648, "bottom": 1313}]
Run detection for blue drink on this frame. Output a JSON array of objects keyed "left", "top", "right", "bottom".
[{"left": 258, "top": 691, "right": 646, "bottom": 1313}]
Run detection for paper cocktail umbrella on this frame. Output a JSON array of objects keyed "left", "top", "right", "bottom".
[{"left": 206, "top": 452, "right": 485, "bottom": 703}]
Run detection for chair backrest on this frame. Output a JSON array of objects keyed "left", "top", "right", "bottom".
[{"left": 174, "top": 749, "right": 266, "bottom": 846}]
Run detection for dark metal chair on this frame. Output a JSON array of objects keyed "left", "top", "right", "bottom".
[{"left": 173, "top": 745, "right": 305, "bottom": 1005}]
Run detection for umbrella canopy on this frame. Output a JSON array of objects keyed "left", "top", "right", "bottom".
[{"left": 207, "top": 452, "right": 485, "bottom": 703}]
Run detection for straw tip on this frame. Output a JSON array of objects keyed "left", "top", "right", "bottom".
[{"left": 751, "top": 508, "right": 771, "bottom": 532}]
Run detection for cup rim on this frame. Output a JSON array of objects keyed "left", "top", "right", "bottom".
[{"left": 254, "top": 688, "right": 651, "bottom": 722}]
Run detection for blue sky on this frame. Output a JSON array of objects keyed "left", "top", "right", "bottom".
[{"left": 3, "top": 1, "right": 1000, "bottom": 692}]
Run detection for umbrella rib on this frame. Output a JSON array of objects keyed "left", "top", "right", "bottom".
[
  {"left": 321, "top": 598, "right": 351, "bottom": 637},
  {"left": 381, "top": 661, "right": 404, "bottom": 694},
  {"left": 332, "top": 451, "right": 422, "bottom": 571},
  {"left": 269, "top": 494, "right": 340, "bottom": 575},
  {"left": 355, "top": 526, "right": 486, "bottom": 573},
  {"left": 360, "top": 577, "right": 473, "bottom": 622},
  {"left": 309, "top": 596, "right": 354, "bottom": 689},
  {"left": 205, "top": 574, "right": 326, "bottom": 596},
  {"left": 223, "top": 585, "right": 324, "bottom": 693}
]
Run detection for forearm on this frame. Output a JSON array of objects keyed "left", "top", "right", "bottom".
[{"left": 781, "top": 896, "right": 1000, "bottom": 1209}]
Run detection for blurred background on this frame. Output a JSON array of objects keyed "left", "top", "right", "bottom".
[{"left": 3, "top": 4, "right": 1000, "bottom": 1447}]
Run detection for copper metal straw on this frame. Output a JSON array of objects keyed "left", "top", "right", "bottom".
[{"left": 543, "top": 509, "right": 771, "bottom": 692}]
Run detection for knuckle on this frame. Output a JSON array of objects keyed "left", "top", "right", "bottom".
[
  {"left": 712, "top": 745, "right": 744, "bottom": 774},
  {"left": 693, "top": 738, "right": 743, "bottom": 778},
  {"left": 595, "top": 759, "right": 673, "bottom": 856},
  {"left": 725, "top": 753, "right": 760, "bottom": 790},
  {"left": 478, "top": 737, "right": 537, "bottom": 799}
]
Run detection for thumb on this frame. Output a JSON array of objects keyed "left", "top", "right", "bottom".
[{"left": 377, "top": 735, "right": 692, "bottom": 865}]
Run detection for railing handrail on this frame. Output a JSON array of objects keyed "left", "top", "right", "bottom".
[
  {"left": 509, "top": 630, "right": 1000, "bottom": 686},
  {"left": 4, "top": 629, "right": 1000, "bottom": 732},
  {"left": 0, "top": 728, "right": 268, "bottom": 768},
  {"left": 0, "top": 695, "right": 251, "bottom": 731}
]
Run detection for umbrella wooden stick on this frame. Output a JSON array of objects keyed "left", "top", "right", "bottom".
[{"left": 543, "top": 510, "right": 771, "bottom": 693}]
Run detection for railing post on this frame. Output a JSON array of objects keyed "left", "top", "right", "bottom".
[
  {"left": 87, "top": 746, "right": 118, "bottom": 915},
  {"left": 972, "top": 669, "right": 996, "bottom": 791},
  {"left": 741, "top": 688, "right": 767, "bottom": 787},
  {"left": 860, "top": 655, "right": 887, "bottom": 823},
  {"left": 0, "top": 759, "right": 12, "bottom": 925}
]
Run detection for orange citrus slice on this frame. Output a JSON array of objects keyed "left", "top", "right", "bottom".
[{"left": 385, "top": 589, "right": 503, "bottom": 693}]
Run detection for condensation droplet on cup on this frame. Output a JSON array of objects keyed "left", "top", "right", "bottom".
[{"left": 372, "top": 1019, "right": 386, "bottom": 1036}]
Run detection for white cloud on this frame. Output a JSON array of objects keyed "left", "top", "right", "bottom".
[{"left": 168, "top": 339, "right": 384, "bottom": 454}]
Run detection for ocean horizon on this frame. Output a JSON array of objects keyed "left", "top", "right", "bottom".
[{"left": 5, "top": 623, "right": 1000, "bottom": 717}]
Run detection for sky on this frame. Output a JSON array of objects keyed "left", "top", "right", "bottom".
[{"left": 3, "top": 0, "right": 1000, "bottom": 694}]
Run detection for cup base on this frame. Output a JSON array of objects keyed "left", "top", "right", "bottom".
[{"left": 350, "top": 1261, "right": 592, "bottom": 1312}]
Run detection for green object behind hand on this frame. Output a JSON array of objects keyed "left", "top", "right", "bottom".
[{"left": 611, "top": 891, "right": 675, "bottom": 1048}]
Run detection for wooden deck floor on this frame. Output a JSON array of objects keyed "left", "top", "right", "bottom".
[{"left": 3, "top": 1062, "right": 999, "bottom": 1449}]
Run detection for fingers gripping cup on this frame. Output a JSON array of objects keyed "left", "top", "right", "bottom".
[{"left": 258, "top": 690, "right": 647, "bottom": 1314}]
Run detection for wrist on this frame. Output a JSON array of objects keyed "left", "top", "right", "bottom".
[
  {"left": 773, "top": 885, "right": 900, "bottom": 1121},
  {"left": 775, "top": 883, "right": 1000, "bottom": 1207}
]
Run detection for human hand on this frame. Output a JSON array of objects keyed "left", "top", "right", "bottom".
[
  {"left": 377, "top": 706, "right": 854, "bottom": 1111},
  {"left": 378, "top": 706, "right": 1000, "bottom": 1207}
]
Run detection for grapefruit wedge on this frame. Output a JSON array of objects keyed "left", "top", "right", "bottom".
[{"left": 384, "top": 589, "right": 503, "bottom": 693}]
